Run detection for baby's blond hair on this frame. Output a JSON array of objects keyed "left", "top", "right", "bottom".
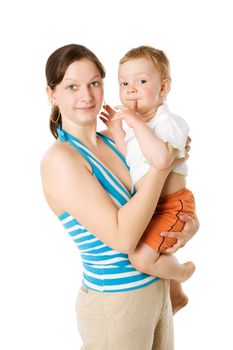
[{"left": 119, "top": 45, "right": 171, "bottom": 81}]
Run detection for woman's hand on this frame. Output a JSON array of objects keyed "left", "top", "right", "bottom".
[
  {"left": 161, "top": 214, "right": 200, "bottom": 254},
  {"left": 100, "top": 104, "right": 125, "bottom": 137},
  {"left": 100, "top": 104, "right": 127, "bottom": 155}
]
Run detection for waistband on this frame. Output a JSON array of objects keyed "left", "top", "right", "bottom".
[{"left": 159, "top": 188, "right": 193, "bottom": 204}]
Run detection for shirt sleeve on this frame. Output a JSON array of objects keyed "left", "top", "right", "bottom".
[{"left": 154, "top": 114, "right": 189, "bottom": 157}]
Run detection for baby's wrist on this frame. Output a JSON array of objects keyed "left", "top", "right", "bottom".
[{"left": 129, "top": 116, "right": 144, "bottom": 130}]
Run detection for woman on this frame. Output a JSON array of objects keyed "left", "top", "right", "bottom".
[{"left": 41, "top": 44, "right": 199, "bottom": 350}]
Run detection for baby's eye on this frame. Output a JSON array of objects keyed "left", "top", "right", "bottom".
[
  {"left": 90, "top": 81, "right": 101, "bottom": 87},
  {"left": 139, "top": 79, "right": 147, "bottom": 84},
  {"left": 120, "top": 82, "right": 128, "bottom": 87},
  {"left": 67, "top": 84, "right": 78, "bottom": 91}
]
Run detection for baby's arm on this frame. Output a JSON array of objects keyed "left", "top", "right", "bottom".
[
  {"left": 132, "top": 119, "right": 176, "bottom": 170},
  {"left": 100, "top": 105, "right": 127, "bottom": 156},
  {"left": 113, "top": 106, "right": 175, "bottom": 170}
]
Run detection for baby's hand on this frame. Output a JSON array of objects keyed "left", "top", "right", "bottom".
[
  {"left": 112, "top": 105, "right": 142, "bottom": 129},
  {"left": 100, "top": 105, "right": 124, "bottom": 136}
]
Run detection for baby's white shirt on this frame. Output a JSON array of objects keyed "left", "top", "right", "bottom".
[{"left": 124, "top": 104, "right": 189, "bottom": 185}]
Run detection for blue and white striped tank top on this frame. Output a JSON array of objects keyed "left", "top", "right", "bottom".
[{"left": 58, "top": 128, "right": 158, "bottom": 292}]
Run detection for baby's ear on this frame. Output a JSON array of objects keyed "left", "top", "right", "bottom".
[{"left": 160, "top": 79, "right": 171, "bottom": 98}]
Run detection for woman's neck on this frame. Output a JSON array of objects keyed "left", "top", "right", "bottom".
[{"left": 62, "top": 120, "right": 99, "bottom": 147}]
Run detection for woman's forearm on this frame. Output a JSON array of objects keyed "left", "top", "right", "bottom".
[{"left": 116, "top": 167, "right": 168, "bottom": 253}]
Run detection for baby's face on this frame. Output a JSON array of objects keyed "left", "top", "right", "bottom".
[{"left": 118, "top": 58, "right": 163, "bottom": 117}]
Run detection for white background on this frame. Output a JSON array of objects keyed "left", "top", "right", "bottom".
[{"left": 0, "top": 0, "right": 232, "bottom": 349}]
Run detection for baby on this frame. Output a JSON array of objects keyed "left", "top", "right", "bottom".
[{"left": 101, "top": 46, "right": 196, "bottom": 313}]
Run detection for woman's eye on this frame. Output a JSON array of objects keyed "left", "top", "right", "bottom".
[
  {"left": 67, "top": 85, "right": 78, "bottom": 91},
  {"left": 90, "top": 81, "right": 101, "bottom": 87}
]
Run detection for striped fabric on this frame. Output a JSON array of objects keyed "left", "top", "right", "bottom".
[{"left": 58, "top": 128, "right": 158, "bottom": 292}]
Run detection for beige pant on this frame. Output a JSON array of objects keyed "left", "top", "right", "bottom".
[{"left": 75, "top": 279, "right": 173, "bottom": 350}]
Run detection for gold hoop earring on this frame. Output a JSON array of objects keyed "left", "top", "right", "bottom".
[{"left": 50, "top": 105, "right": 61, "bottom": 123}]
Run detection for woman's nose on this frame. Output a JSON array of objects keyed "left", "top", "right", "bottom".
[{"left": 79, "top": 87, "right": 93, "bottom": 102}]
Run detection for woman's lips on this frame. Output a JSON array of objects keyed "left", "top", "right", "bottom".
[{"left": 76, "top": 105, "right": 95, "bottom": 112}]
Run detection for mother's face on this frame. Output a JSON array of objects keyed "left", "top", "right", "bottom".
[{"left": 48, "top": 59, "right": 104, "bottom": 127}]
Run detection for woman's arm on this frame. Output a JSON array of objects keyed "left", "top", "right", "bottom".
[{"left": 41, "top": 144, "right": 180, "bottom": 254}]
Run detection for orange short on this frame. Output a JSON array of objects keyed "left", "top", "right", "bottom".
[{"left": 142, "top": 188, "right": 195, "bottom": 253}]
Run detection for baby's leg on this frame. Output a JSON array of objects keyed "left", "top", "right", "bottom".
[
  {"left": 129, "top": 242, "right": 195, "bottom": 282},
  {"left": 170, "top": 280, "right": 189, "bottom": 314}
]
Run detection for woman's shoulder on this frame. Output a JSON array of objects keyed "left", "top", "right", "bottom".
[
  {"left": 41, "top": 141, "right": 68, "bottom": 166},
  {"left": 40, "top": 140, "right": 85, "bottom": 174}
]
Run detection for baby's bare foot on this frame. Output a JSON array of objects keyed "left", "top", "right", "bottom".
[
  {"left": 171, "top": 293, "right": 189, "bottom": 315},
  {"left": 180, "top": 261, "right": 195, "bottom": 282}
]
